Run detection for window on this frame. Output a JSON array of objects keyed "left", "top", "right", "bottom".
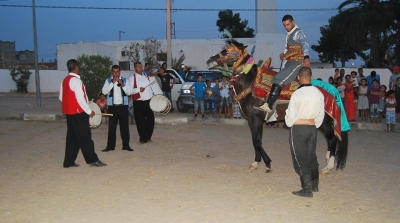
[{"left": 156, "top": 53, "right": 167, "bottom": 62}]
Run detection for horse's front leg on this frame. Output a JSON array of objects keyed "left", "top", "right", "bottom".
[
  {"left": 249, "top": 116, "right": 272, "bottom": 173},
  {"left": 319, "top": 115, "right": 337, "bottom": 175}
]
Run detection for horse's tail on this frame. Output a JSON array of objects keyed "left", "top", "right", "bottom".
[{"left": 336, "top": 131, "right": 348, "bottom": 170}]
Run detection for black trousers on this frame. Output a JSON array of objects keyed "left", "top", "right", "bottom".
[
  {"left": 64, "top": 113, "right": 99, "bottom": 167},
  {"left": 289, "top": 125, "right": 319, "bottom": 176},
  {"left": 106, "top": 105, "right": 130, "bottom": 149},
  {"left": 133, "top": 100, "right": 155, "bottom": 142}
]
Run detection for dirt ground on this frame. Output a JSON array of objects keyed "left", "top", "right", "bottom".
[{"left": 0, "top": 120, "right": 399, "bottom": 223}]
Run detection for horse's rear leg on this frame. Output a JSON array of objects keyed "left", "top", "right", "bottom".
[{"left": 249, "top": 117, "right": 272, "bottom": 172}]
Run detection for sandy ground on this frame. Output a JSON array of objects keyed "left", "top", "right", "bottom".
[{"left": 0, "top": 120, "right": 399, "bottom": 223}]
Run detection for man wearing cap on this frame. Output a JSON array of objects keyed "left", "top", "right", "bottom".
[{"left": 389, "top": 65, "right": 400, "bottom": 90}]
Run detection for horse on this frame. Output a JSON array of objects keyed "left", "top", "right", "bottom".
[{"left": 206, "top": 39, "right": 348, "bottom": 174}]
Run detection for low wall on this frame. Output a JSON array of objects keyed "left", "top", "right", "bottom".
[{"left": 0, "top": 68, "right": 392, "bottom": 93}]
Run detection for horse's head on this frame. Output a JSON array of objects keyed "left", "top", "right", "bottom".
[{"left": 206, "top": 39, "right": 249, "bottom": 72}]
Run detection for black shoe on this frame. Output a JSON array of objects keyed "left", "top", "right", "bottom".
[
  {"left": 140, "top": 141, "right": 147, "bottom": 144},
  {"left": 122, "top": 147, "right": 134, "bottom": 151},
  {"left": 102, "top": 148, "right": 115, "bottom": 152},
  {"left": 89, "top": 160, "right": 107, "bottom": 167},
  {"left": 64, "top": 163, "right": 80, "bottom": 168},
  {"left": 292, "top": 174, "right": 313, "bottom": 198}
]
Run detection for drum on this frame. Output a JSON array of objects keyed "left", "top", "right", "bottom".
[
  {"left": 149, "top": 95, "right": 171, "bottom": 116},
  {"left": 89, "top": 101, "right": 102, "bottom": 128}
]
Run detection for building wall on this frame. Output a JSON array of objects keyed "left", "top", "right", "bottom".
[
  {"left": 57, "top": 42, "right": 117, "bottom": 70},
  {"left": 56, "top": 36, "right": 288, "bottom": 71}
]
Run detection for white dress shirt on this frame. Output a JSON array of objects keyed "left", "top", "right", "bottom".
[
  {"left": 128, "top": 73, "right": 153, "bottom": 101},
  {"left": 59, "top": 73, "right": 92, "bottom": 114},
  {"left": 102, "top": 77, "right": 133, "bottom": 105},
  {"left": 285, "top": 85, "right": 325, "bottom": 128}
]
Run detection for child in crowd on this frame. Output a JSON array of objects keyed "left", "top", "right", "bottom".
[
  {"left": 190, "top": 74, "right": 206, "bottom": 118},
  {"left": 358, "top": 78, "right": 369, "bottom": 121},
  {"left": 96, "top": 92, "right": 108, "bottom": 123},
  {"left": 351, "top": 71, "right": 359, "bottom": 88},
  {"left": 204, "top": 80, "right": 215, "bottom": 118},
  {"left": 369, "top": 79, "right": 380, "bottom": 123},
  {"left": 386, "top": 90, "right": 397, "bottom": 132},
  {"left": 219, "top": 76, "right": 231, "bottom": 118},
  {"left": 336, "top": 77, "right": 345, "bottom": 103},
  {"left": 128, "top": 96, "right": 135, "bottom": 124},
  {"left": 328, "top": 76, "right": 334, "bottom": 85},
  {"left": 212, "top": 78, "right": 221, "bottom": 118},
  {"left": 394, "top": 77, "right": 400, "bottom": 123},
  {"left": 378, "top": 85, "right": 387, "bottom": 122}
]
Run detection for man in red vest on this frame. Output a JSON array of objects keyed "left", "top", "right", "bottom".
[{"left": 59, "top": 59, "right": 106, "bottom": 168}]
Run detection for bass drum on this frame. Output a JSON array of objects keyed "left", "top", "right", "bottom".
[
  {"left": 149, "top": 95, "right": 171, "bottom": 116},
  {"left": 89, "top": 101, "right": 102, "bottom": 129}
]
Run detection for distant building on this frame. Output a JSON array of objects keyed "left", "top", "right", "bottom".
[{"left": 0, "top": 40, "right": 55, "bottom": 69}]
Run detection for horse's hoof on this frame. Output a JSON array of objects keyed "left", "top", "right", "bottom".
[
  {"left": 265, "top": 168, "right": 273, "bottom": 173},
  {"left": 249, "top": 165, "right": 257, "bottom": 170},
  {"left": 249, "top": 162, "right": 258, "bottom": 170},
  {"left": 320, "top": 168, "right": 329, "bottom": 175}
]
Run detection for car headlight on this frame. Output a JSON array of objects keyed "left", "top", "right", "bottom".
[{"left": 182, "top": 89, "right": 191, "bottom": 94}]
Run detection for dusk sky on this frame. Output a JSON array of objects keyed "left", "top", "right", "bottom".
[{"left": 0, "top": 0, "right": 354, "bottom": 65}]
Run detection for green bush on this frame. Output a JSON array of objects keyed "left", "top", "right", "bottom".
[
  {"left": 77, "top": 55, "right": 112, "bottom": 101},
  {"left": 10, "top": 68, "right": 32, "bottom": 93}
]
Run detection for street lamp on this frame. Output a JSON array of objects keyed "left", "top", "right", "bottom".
[
  {"left": 119, "top": 31, "right": 125, "bottom": 41},
  {"left": 32, "top": 0, "right": 41, "bottom": 107}
]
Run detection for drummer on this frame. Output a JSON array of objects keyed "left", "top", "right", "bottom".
[
  {"left": 101, "top": 65, "right": 134, "bottom": 152},
  {"left": 128, "top": 61, "right": 155, "bottom": 144},
  {"left": 59, "top": 59, "right": 107, "bottom": 168}
]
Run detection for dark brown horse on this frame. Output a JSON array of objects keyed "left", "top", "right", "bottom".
[{"left": 206, "top": 39, "right": 348, "bottom": 173}]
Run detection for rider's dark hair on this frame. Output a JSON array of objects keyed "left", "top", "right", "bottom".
[{"left": 282, "top": 15, "right": 294, "bottom": 22}]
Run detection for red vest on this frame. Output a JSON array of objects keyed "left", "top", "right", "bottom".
[{"left": 62, "top": 75, "right": 87, "bottom": 114}]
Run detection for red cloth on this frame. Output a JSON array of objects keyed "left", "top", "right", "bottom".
[
  {"left": 344, "top": 82, "right": 356, "bottom": 121},
  {"left": 316, "top": 87, "right": 342, "bottom": 140},
  {"left": 62, "top": 75, "right": 86, "bottom": 114}
]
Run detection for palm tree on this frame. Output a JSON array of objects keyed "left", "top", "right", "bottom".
[{"left": 337, "top": 0, "right": 395, "bottom": 67}]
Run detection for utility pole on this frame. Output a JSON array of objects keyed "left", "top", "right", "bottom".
[
  {"left": 119, "top": 31, "right": 125, "bottom": 41},
  {"left": 32, "top": 0, "right": 41, "bottom": 107},
  {"left": 166, "top": 0, "right": 172, "bottom": 68}
]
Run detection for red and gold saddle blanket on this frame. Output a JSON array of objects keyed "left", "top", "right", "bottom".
[{"left": 233, "top": 57, "right": 342, "bottom": 139}]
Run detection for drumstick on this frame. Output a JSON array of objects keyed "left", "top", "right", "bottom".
[
  {"left": 95, "top": 113, "right": 113, "bottom": 116},
  {"left": 144, "top": 81, "right": 156, "bottom": 88}
]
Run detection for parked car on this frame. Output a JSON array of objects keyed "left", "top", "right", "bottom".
[{"left": 176, "top": 70, "right": 223, "bottom": 113}]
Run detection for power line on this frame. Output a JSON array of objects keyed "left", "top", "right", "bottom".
[{"left": 0, "top": 4, "right": 339, "bottom": 11}]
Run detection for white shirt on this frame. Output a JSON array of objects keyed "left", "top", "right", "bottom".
[
  {"left": 59, "top": 73, "right": 92, "bottom": 115},
  {"left": 285, "top": 85, "right": 325, "bottom": 128},
  {"left": 102, "top": 77, "right": 133, "bottom": 105},
  {"left": 128, "top": 73, "right": 153, "bottom": 101},
  {"left": 220, "top": 81, "right": 230, "bottom": 98}
]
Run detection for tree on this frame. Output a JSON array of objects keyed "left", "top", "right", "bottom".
[
  {"left": 142, "top": 38, "right": 162, "bottom": 67},
  {"left": 216, "top": 10, "right": 255, "bottom": 38},
  {"left": 337, "top": 0, "right": 396, "bottom": 67},
  {"left": 122, "top": 42, "right": 142, "bottom": 63},
  {"left": 312, "top": 14, "right": 359, "bottom": 67},
  {"left": 77, "top": 54, "right": 112, "bottom": 101},
  {"left": 10, "top": 67, "right": 31, "bottom": 93}
]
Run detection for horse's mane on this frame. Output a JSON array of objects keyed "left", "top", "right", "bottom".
[{"left": 225, "top": 39, "right": 245, "bottom": 49}]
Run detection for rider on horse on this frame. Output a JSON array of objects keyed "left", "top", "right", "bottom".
[{"left": 257, "top": 14, "right": 310, "bottom": 113}]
